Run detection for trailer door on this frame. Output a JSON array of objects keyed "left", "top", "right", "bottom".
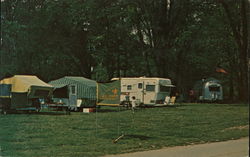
[
  {"left": 144, "top": 83, "right": 156, "bottom": 105},
  {"left": 137, "top": 82, "right": 144, "bottom": 104},
  {"left": 69, "top": 84, "right": 77, "bottom": 110}
]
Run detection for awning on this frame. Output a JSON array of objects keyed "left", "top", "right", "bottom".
[
  {"left": 163, "top": 85, "right": 175, "bottom": 87},
  {"left": 159, "top": 79, "right": 173, "bottom": 86}
]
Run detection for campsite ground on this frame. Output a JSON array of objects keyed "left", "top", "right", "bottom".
[{"left": 0, "top": 103, "right": 249, "bottom": 157}]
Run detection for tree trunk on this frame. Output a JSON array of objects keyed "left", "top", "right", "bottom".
[
  {"left": 220, "top": 0, "right": 248, "bottom": 102},
  {"left": 145, "top": 50, "right": 152, "bottom": 76}
]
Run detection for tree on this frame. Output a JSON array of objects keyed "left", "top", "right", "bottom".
[
  {"left": 1, "top": 0, "right": 247, "bottom": 102},
  {"left": 217, "top": 0, "right": 249, "bottom": 102}
]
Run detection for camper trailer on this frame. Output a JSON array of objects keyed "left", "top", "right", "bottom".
[
  {"left": 48, "top": 76, "right": 96, "bottom": 111},
  {"left": 0, "top": 75, "right": 53, "bottom": 114},
  {"left": 193, "top": 78, "right": 223, "bottom": 102},
  {"left": 110, "top": 77, "right": 175, "bottom": 106}
]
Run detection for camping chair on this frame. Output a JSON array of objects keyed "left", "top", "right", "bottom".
[
  {"left": 169, "top": 96, "right": 176, "bottom": 105},
  {"left": 164, "top": 96, "right": 176, "bottom": 105}
]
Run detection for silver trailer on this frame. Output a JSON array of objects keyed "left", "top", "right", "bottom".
[{"left": 193, "top": 78, "right": 223, "bottom": 102}]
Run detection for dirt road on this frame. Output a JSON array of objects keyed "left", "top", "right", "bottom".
[{"left": 104, "top": 137, "right": 249, "bottom": 157}]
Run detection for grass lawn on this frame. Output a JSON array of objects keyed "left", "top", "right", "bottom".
[{"left": 0, "top": 103, "right": 249, "bottom": 157}]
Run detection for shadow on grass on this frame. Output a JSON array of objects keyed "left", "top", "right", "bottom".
[
  {"left": 183, "top": 103, "right": 249, "bottom": 107},
  {"left": 125, "top": 134, "right": 153, "bottom": 140},
  {"left": 142, "top": 105, "right": 180, "bottom": 108},
  {"left": 96, "top": 108, "right": 128, "bottom": 113},
  {"left": 1, "top": 111, "right": 69, "bottom": 115},
  {"left": 222, "top": 103, "right": 249, "bottom": 107},
  {"left": 35, "top": 111, "right": 69, "bottom": 115}
]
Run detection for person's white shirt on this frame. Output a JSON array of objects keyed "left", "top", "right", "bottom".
[{"left": 131, "top": 99, "right": 136, "bottom": 108}]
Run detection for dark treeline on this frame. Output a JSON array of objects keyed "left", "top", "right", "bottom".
[{"left": 0, "top": 0, "right": 249, "bottom": 102}]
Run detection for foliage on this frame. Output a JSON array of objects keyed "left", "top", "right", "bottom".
[{"left": 0, "top": 0, "right": 248, "bottom": 101}]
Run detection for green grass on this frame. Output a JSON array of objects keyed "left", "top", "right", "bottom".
[{"left": 0, "top": 103, "right": 249, "bottom": 157}]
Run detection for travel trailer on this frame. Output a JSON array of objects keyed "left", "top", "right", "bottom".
[
  {"left": 110, "top": 77, "right": 175, "bottom": 106},
  {"left": 193, "top": 78, "right": 223, "bottom": 102}
]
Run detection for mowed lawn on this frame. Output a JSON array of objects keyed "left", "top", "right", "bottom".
[{"left": 0, "top": 103, "right": 249, "bottom": 157}]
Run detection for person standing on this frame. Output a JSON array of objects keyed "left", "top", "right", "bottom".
[
  {"left": 131, "top": 96, "right": 136, "bottom": 113},
  {"left": 189, "top": 89, "right": 195, "bottom": 103}
]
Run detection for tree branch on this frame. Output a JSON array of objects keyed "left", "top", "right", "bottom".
[{"left": 218, "top": 0, "right": 242, "bottom": 49}]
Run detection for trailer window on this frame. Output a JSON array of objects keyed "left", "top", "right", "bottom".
[
  {"left": 146, "top": 85, "right": 155, "bottom": 91},
  {"left": 160, "top": 85, "right": 170, "bottom": 92},
  {"left": 71, "top": 86, "right": 76, "bottom": 94},
  {"left": 209, "top": 86, "right": 220, "bottom": 92},
  {"left": 127, "top": 85, "right": 132, "bottom": 90},
  {"left": 138, "top": 83, "right": 143, "bottom": 89}
]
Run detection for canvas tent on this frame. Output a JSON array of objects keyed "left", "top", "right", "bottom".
[
  {"left": 97, "top": 80, "right": 121, "bottom": 106},
  {"left": 48, "top": 76, "right": 96, "bottom": 110},
  {"left": 0, "top": 75, "right": 53, "bottom": 112}
]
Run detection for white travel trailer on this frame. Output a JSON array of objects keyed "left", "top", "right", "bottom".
[{"left": 111, "top": 77, "right": 175, "bottom": 106}]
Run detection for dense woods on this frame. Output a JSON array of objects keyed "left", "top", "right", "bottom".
[{"left": 0, "top": 0, "right": 249, "bottom": 102}]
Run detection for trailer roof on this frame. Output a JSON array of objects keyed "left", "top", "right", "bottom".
[
  {"left": 49, "top": 76, "right": 96, "bottom": 99},
  {"left": 111, "top": 77, "right": 171, "bottom": 81},
  {"left": 111, "top": 77, "right": 173, "bottom": 86},
  {"left": 0, "top": 75, "right": 53, "bottom": 93}
]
